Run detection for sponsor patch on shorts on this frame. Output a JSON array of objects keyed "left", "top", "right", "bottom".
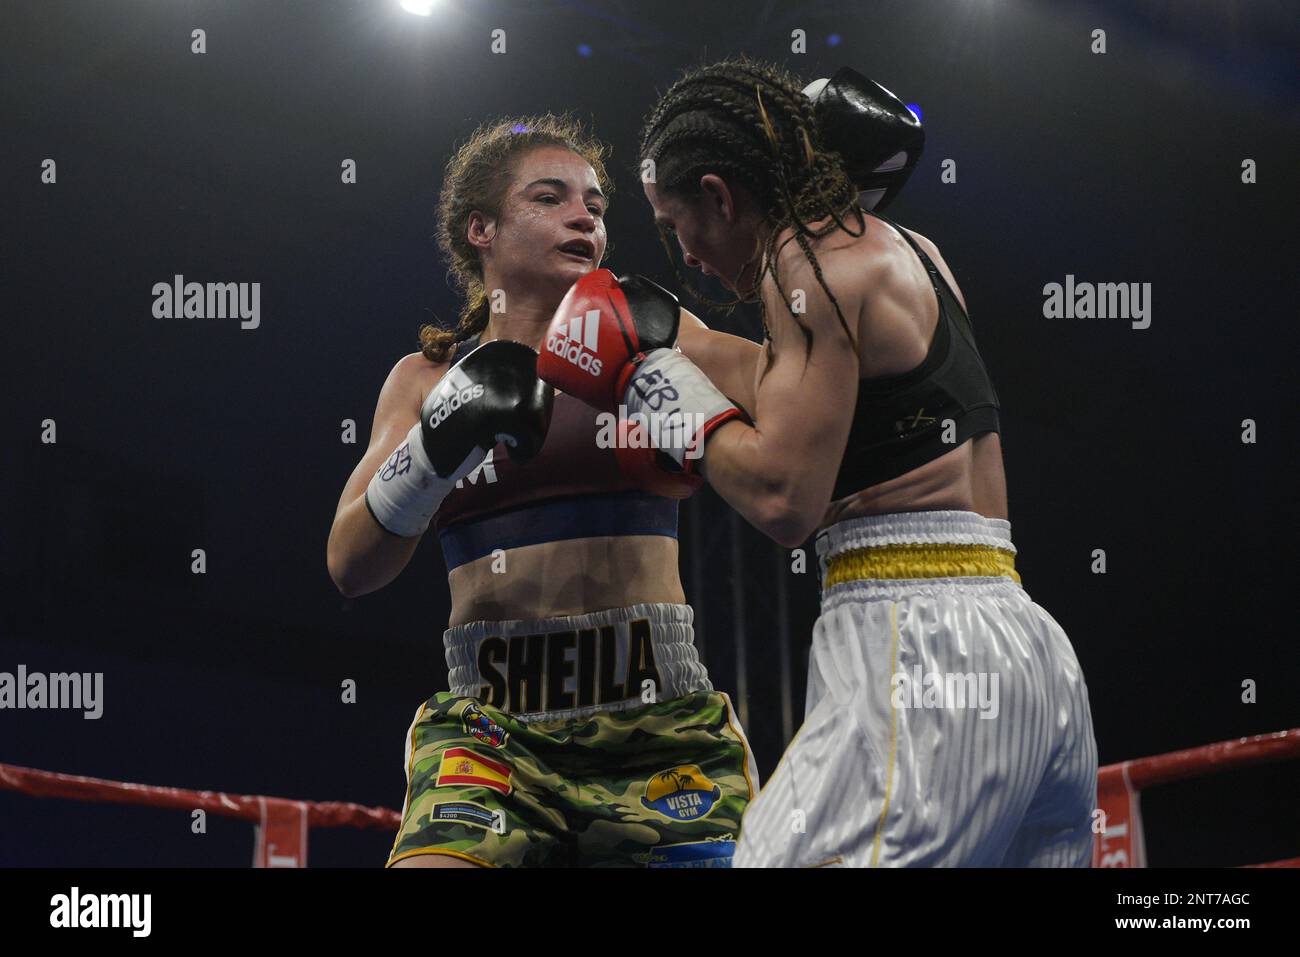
[
  {"left": 638, "top": 837, "right": 735, "bottom": 868},
  {"left": 431, "top": 801, "right": 506, "bottom": 834},
  {"left": 435, "top": 746, "right": 512, "bottom": 795},
  {"left": 640, "top": 764, "right": 721, "bottom": 821},
  {"left": 461, "top": 701, "right": 508, "bottom": 748}
]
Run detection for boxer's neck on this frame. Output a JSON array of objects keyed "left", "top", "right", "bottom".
[{"left": 478, "top": 283, "right": 561, "bottom": 352}]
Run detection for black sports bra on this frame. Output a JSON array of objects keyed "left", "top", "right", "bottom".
[{"left": 830, "top": 215, "right": 1001, "bottom": 500}]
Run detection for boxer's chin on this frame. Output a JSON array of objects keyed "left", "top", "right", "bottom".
[
  {"left": 699, "top": 263, "right": 726, "bottom": 291},
  {"left": 556, "top": 253, "right": 596, "bottom": 279},
  {"left": 709, "top": 268, "right": 734, "bottom": 293}
]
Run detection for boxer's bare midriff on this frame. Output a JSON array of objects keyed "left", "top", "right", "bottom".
[
  {"left": 446, "top": 534, "right": 685, "bottom": 626},
  {"left": 820, "top": 431, "right": 1009, "bottom": 529},
  {"left": 407, "top": 354, "right": 685, "bottom": 627},
  {"left": 446, "top": 432, "right": 1006, "bottom": 627}
]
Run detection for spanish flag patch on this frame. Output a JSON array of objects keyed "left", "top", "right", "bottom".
[{"left": 435, "top": 746, "right": 512, "bottom": 795}]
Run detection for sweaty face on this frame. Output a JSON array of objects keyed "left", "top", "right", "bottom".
[
  {"left": 643, "top": 178, "right": 750, "bottom": 293},
  {"left": 484, "top": 146, "right": 608, "bottom": 295}
]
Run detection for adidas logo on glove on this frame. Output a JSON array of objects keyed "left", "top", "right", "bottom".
[
  {"left": 426, "top": 365, "right": 485, "bottom": 430},
  {"left": 545, "top": 309, "right": 604, "bottom": 377}
]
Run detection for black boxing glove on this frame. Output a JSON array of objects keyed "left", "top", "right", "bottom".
[
  {"left": 366, "top": 340, "right": 553, "bottom": 537},
  {"left": 803, "top": 67, "right": 924, "bottom": 212},
  {"left": 420, "top": 339, "right": 553, "bottom": 474}
]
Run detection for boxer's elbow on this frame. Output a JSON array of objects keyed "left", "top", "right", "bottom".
[
  {"left": 766, "top": 514, "right": 820, "bottom": 550},
  {"left": 332, "top": 574, "right": 362, "bottom": 600},
  {"left": 753, "top": 492, "right": 820, "bottom": 549},
  {"left": 330, "top": 563, "right": 383, "bottom": 600},
  {"left": 716, "top": 428, "right": 821, "bottom": 546},
  {"left": 327, "top": 532, "right": 371, "bottom": 599},
  {"left": 327, "top": 552, "right": 362, "bottom": 598}
]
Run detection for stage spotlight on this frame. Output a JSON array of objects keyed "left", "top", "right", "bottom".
[
  {"left": 400, "top": 0, "right": 435, "bottom": 16},
  {"left": 907, "top": 103, "right": 922, "bottom": 123},
  {"left": 577, "top": 43, "right": 592, "bottom": 57}
]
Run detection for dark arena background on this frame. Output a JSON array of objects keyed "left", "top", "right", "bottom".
[{"left": 2, "top": 0, "right": 1297, "bottom": 880}]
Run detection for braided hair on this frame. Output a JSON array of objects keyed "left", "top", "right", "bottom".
[
  {"left": 421, "top": 113, "right": 615, "bottom": 363},
  {"left": 638, "top": 57, "right": 863, "bottom": 369}
]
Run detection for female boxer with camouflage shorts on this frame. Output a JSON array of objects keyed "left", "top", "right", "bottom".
[{"left": 327, "top": 114, "right": 760, "bottom": 868}]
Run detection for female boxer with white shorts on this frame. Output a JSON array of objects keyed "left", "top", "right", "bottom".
[{"left": 544, "top": 59, "right": 1098, "bottom": 867}]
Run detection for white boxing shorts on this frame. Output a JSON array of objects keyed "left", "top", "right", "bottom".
[{"left": 735, "top": 511, "right": 1097, "bottom": 867}]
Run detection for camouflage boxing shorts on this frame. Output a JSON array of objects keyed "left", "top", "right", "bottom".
[{"left": 386, "top": 603, "right": 758, "bottom": 868}]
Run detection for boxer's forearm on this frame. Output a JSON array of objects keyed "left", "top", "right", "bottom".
[
  {"left": 699, "top": 419, "right": 831, "bottom": 548},
  {"left": 697, "top": 328, "right": 855, "bottom": 547},
  {"left": 326, "top": 495, "right": 423, "bottom": 598},
  {"left": 675, "top": 316, "right": 760, "bottom": 420}
]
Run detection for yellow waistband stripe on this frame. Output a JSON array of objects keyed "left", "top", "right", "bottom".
[{"left": 824, "top": 542, "right": 1020, "bottom": 588}]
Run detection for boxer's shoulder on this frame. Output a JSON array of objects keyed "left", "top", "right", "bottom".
[
  {"left": 895, "top": 227, "right": 968, "bottom": 313},
  {"left": 389, "top": 349, "right": 454, "bottom": 412},
  {"left": 762, "top": 221, "right": 873, "bottom": 332}
]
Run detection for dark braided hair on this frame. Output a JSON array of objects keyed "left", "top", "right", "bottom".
[
  {"left": 421, "top": 113, "right": 614, "bottom": 363},
  {"left": 638, "top": 57, "right": 864, "bottom": 370}
]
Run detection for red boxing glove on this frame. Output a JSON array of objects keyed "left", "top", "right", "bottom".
[
  {"left": 612, "top": 419, "right": 703, "bottom": 499},
  {"left": 543, "top": 269, "right": 743, "bottom": 494},
  {"left": 538, "top": 269, "right": 680, "bottom": 411}
]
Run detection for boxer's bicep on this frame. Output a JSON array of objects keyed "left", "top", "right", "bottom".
[
  {"left": 676, "top": 310, "right": 762, "bottom": 418},
  {"left": 702, "top": 307, "right": 858, "bottom": 546},
  {"left": 334, "top": 352, "right": 437, "bottom": 517},
  {"left": 751, "top": 316, "right": 859, "bottom": 510}
]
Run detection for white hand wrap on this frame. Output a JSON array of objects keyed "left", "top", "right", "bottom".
[
  {"left": 622, "top": 348, "right": 740, "bottom": 470},
  {"left": 363, "top": 423, "right": 458, "bottom": 538}
]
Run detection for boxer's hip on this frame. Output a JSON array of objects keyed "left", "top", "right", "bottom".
[
  {"left": 737, "top": 511, "right": 1095, "bottom": 867},
  {"left": 388, "top": 685, "right": 756, "bottom": 868},
  {"left": 808, "top": 510, "right": 1065, "bottom": 715},
  {"left": 816, "top": 508, "right": 1020, "bottom": 607},
  {"left": 389, "top": 604, "right": 757, "bottom": 867},
  {"left": 443, "top": 602, "right": 711, "bottom": 721}
]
